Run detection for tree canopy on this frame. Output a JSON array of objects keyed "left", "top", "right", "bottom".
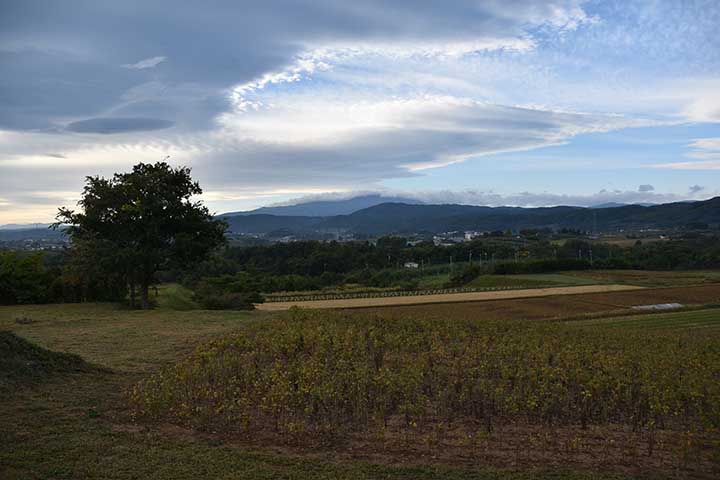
[{"left": 56, "top": 162, "right": 226, "bottom": 308}]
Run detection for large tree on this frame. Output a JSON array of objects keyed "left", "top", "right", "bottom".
[{"left": 57, "top": 162, "right": 226, "bottom": 308}]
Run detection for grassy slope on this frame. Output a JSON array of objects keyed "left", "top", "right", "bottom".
[
  {"left": 0, "top": 302, "right": 631, "bottom": 480},
  {"left": 467, "top": 273, "right": 599, "bottom": 289}
]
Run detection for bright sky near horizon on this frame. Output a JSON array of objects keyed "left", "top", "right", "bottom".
[{"left": 1, "top": 0, "right": 719, "bottom": 223}]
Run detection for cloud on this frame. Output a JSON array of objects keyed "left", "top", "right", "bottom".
[
  {"left": 689, "top": 184, "right": 704, "bottom": 194},
  {"left": 123, "top": 56, "right": 166, "bottom": 70},
  {"left": 274, "top": 187, "right": 701, "bottom": 209},
  {"left": 66, "top": 117, "right": 175, "bottom": 134},
  {"left": 0, "top": 0, "right": 593, "bottom": 133},
  {"left": 653, "top": 137, "right": 720, "bottom": 169},
  {"left": 638, "top": 184, "right": 654, "bottom": 192},
  {"left": 1, "top": 1, "right": 719, "bottom": 223}
]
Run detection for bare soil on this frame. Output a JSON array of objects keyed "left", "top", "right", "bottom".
[
  {"left": 143, "top": 417, "right": 720, "bottom": 480},
  {"left": 355, "top": 284, "right": 720, "bottom": 321}
]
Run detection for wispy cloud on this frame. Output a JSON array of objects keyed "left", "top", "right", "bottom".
[
  {"left": 277, "top": 187, "right": 712, "bottom": 209},
  {"left": 654, "top": 137, "right": 720, "bottom": 169},
  {"left": 122, "top": 56, "right": 166, "bottom": 70}
]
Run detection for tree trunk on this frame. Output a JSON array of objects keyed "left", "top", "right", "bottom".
[
  {"left": 140, "top": 282, "right": 150, "bottom": 309},
  {"left": 129, "top": 280, "right": 136, "bottom": 309}
]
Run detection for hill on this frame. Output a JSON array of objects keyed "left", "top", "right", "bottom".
[
  {"left": 0, "top": 331, "right": 96, "bottom": 389},
  {"left": 218, "top": 214, "right": 324, "bottom": 234},
  {"left": 221, "top": 194, "right": 422, "bottom": 217},
  {"left": 221, "top": 197, "right": 720, "bottom": 236}
]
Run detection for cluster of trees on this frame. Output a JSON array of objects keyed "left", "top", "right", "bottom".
[
  {"left": 55, "top": 162, "right": 226, "bottom": 309},
  {"left": 0, "top": 252, "right": 58, "bottom": 305},
  {"left": 1, "top": 162, "right": 226, "bottom": 308}
]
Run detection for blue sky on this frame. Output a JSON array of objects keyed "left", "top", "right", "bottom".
[{"left": 0, "top": 0, "right": 719, "bottom": 222}]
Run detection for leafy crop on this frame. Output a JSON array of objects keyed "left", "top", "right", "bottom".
[{"left": 129, "top": 309, "right": 720, "bottom": 446}]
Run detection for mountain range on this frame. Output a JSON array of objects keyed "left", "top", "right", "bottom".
[
  {"left": 223, "top": 194, "right": 422, "bottom": 217},
  {"left": 3, "top": 196, "right": 718, "bottom": 243},
  {"left": 219, "top": 196, "right": 720, "bottom": 236}
]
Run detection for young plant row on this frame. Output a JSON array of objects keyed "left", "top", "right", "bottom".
[{"left": 265, "top": 286, "right": 502, "bottom": 302}]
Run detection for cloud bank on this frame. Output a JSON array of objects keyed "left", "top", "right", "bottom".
[{"left": 1, "top": 1, "right": 719, "bottom": 223}]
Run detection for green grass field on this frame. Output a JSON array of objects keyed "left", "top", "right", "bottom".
[
  {"left": 416, "top": 272, "right": 451, "bottom": 288},
  {"left": 467, "top": 273, "right": 599, "bottom": 289},
  {"left": 2, "top": 292, "right": 720, "bottom": 479}
]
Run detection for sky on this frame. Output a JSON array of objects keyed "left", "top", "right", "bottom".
[{"left": 1, "top": 0, "right": 719, "bottom": 224}]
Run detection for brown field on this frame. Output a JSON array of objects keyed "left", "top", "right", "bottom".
[
  {"left": 356, "top": 284, "right": 720, "bottom": 321},
  {"left": 257, "top": 284, "right": 644, "bottom": 311}
]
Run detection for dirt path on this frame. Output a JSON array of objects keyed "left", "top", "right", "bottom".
[{"left": 256, "top": 284, "right": 645, "bottom": 311}]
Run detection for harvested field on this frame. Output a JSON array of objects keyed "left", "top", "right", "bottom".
[
  {"left": 256, "top": 284, "right": 644, "bottom": 311},
  {"left": 357, "top": 284, "right": 720, "bottom": 321}
]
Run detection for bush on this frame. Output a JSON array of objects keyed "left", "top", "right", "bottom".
[
  {"left": 0, "top": 251, "right": 56, "bottom": 305},
  {"left": 194, "top": 291, "right": 262, "bottom": 310},
  {"left": 492, "top": 259, "right": 591, "bottom": 274},
  {"left": 446, "top": 263, "right": 483, "bottom": 287}
]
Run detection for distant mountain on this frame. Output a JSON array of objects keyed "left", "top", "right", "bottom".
[
  {"left": 219, "top": 214, "right": 324, "bottom": 234},
  {"left": 216, "top": 197, "right": 720, "bottom": 236},
  {"left": 0, "top": 227, "right": 65, "bottom": 242},
  {"left": 221, "top": 194, "right": 422, "bottom": 217},
  {"left": 5, "top": 198, "right": 718, "bottom": 243},
  {"left": 0, "top": 223, "right": 52, "bottom": 230},
  {"left": 591, "top": 202, "right": 656, "bottom": 208}
]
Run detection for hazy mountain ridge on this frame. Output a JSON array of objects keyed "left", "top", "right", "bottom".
[
  {"left": 221, "top": 194, "right": 423, "bottom": 217},
  {"left": 220, "top": 197, "right": 720, "bottom": 236},
  {"left": 5, "top": 197, "right": 718, "bottom": 242}
]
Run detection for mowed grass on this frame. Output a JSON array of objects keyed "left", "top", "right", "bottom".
[{"left": 1, "top": 301, "right": 636, "bottom": 480}]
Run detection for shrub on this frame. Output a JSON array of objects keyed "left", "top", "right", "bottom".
[
  {"left": 492, "top": 259, "right": 591, "bottom": 274},
  {"left": 194, "top": 291, "right": 262, "bottom": 310}
]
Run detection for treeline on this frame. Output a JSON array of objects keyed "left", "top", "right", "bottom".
[
  {"left": 178, "top": 235, "right": 720, "bottom": 298},
  {"left": 181, "top": 235, "right": 720, "bottom": 278},
  {"left": 0, "top": 250, "right": 128, "bottom": 305},
  {"left": 3, "top": 234, "right": 720, "bottom": 306}
]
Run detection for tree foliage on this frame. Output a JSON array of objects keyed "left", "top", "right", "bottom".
[{"left": 56, "top": 162, "right": 226, "bottom": 308}]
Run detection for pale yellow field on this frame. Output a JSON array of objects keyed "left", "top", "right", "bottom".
[{"left": 256, "top": 284, "right": 645, "bottom": 311}]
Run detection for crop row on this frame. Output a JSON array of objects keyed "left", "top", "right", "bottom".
[
  {"left": 129, "top": 310, "right": 720, "bottom": 443},
  {"left": 265, "top": 286, "right": 529, "bottom": 302}
]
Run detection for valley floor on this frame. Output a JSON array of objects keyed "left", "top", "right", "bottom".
[{"left": 2, "top": 279, "right": 719, "bottom": 479}]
